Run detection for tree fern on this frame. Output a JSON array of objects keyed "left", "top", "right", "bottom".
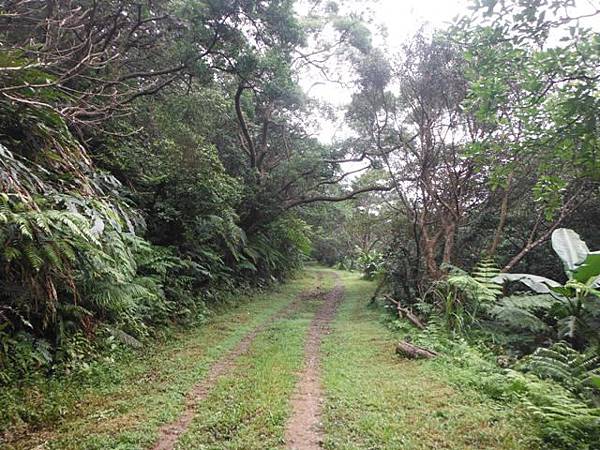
[
  {"left": 490, "top": 294, "right": 555, "bottom": 333},
  {"left": 523, "top": 391, "right": 600, "bottom": 433},
  {"left": 0, "top": 191, "right": 170, "bottom": 372},
  {"left": 426, "top": 258, "right": 504, "bottom": 332}
]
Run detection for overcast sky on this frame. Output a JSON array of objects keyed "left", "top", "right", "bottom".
[
  {"left": 299, "top": 0, "right": 600, "bottom": 144},
  {"left": 299, "top": 0, "right": 469, "bottom": 143}
]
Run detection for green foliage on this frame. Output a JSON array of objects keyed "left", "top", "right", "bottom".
[
  {"left": 0, "top": 96, "right": 213, "bottom": 387},
  {"left": 456, "top": 0, "right": 600, "bottom": 222},
  {"left": 469, "top": 257, "right": 504, "bottom": 302},
  {"left": 0, "top": 0, "right": 352, "bottom": 400},
  {"left": 357, "top": 249, "right": 384, "bottom": 280},
  {"left": 522, "top": 388, "right": 600, "bottom": 450},
  {"left": 424, "top": 259, "right": 502, "bottom": 333},
  {"left": 518, "top": 343, "right": 600, "bottom": 405},
  {"left": 0, "top": 190, "right": 195, "bottom": 383},
  {"left": 494, "top": 229, "right": 600, "bottom": 348},
  {"left": 243, "top": 215, "right": 311, "bottom": 282},
  {"left": 394, "top": 318, "right": 600, "bottom": 450},
  {"left": 490, "top": 294, "right": 554, "bottom": 334}
]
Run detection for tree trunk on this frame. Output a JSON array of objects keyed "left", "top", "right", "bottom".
[
  {"left": 421, "top": 225, "right": 440, "bottom": 279},
  {"left": 488, "top": 173, "right": 512, "bottom": 257},
  {"left": 442, "top": 221, "right": 456, "bottom": 266}
]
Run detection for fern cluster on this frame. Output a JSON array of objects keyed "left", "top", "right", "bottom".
[
  {"left": 425, "top": 258, "right": 503, "bottom": 332},
  {"left": 470, "top": 257, "right": 503, "bottom": 302},
  {"left": 0, "top": 188, "right": 197, "bottom": 383},
  {"left": 490, "top": 294, "right": 555, "bottom": 335},
  {"left": 523, "top": 383, "right": 600, "bottom": 450},
  {"left": 519, "top": 343, "right": 600, "bottom": 404}
]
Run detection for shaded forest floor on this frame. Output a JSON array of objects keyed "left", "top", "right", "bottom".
[{"left": 2, "top": 268, "right": 539, "bottom": 449}]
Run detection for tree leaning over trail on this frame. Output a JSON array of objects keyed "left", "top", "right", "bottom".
[{"left": 0, "top": 0, "right": 389, "bottom": 388}]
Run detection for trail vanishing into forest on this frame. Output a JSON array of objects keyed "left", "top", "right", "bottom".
[
  {"left": 4, "top": 268, "right": 537, "bottom": 450},
  {"left": 3, "top": 1, "right": 599, "bottom": 449},
  {"left": 284, "top": 273, "right": 344, "bottom": 450}
]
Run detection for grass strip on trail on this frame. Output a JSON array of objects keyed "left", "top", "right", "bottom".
[
  {"left": 320, "top": 270, "right": 540, "bottom": 450},
  {"left": 174, "top": 274, "right": 336, "bottom": 449},
  {"left": 151, "top": 271, "right": 333, "bottom": 450},
  {"left": 284, "top": 272, "right": 344, "bottom": 450}
]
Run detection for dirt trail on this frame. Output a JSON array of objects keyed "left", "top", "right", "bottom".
[
  {"left": 284, "top": 273, "right": 345, "bottom": 450},
  {"left": 151, "top": 273, "right": 325, "bottom": 450}
]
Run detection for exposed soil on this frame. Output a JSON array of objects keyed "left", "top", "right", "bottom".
[
  {"left": 151, "top": 273, "right": 326, "bottom": 450},
  {"left": 284, "top": 273, "right": 345, "bottom": 450}
]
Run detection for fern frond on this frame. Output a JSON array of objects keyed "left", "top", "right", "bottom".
[
  {"left": 489, "top": 294, "right": 555, "bottom": 332},
  {"left": 520, "top": 343, "right": 600, "bottom": 400}
]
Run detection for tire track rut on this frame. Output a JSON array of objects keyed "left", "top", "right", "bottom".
[
  {"left": 151, "top": 273, "right": 326, "bottom": 450},
  {"left": 284, "top": 273, "right": 345, "bottom": 450}
]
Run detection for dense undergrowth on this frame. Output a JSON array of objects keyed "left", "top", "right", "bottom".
[
  {"left": 372, "top": 235, "right": 600, "bottom": 449},
  {"left": 0, "top": 0, "right": 329, "bottom": 414},
  {"left": 384, "top": 315, "right": 600, "bottom": 450}
]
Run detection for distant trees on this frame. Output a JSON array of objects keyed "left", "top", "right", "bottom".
[
  {"left": 307, "top": 171, "right": 393, "bottom": 269},
  {"left": 343, "top": 34, "right": 488, "bottom": 288},
  {"left": 337, "top": 0, "right": 600, "bottom": 297}
]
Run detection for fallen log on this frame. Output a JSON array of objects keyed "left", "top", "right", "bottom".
[
  {"left": 396, "top": 341, "right": 437, "bottom": 359},
  {"left": 383, "top": 296, "right": 425, "bottom": 330}
]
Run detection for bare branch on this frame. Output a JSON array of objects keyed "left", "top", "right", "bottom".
[{"left": 284, "top": 184, "right": 393, "bottom": 210}]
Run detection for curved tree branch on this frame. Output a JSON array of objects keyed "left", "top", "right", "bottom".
[{"left": 284, "top": 184, "right": 393, "bottom": 210}]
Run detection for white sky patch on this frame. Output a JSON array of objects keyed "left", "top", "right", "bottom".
[
  {"left": 298, "top": 0, "right": 470, "bottom": 144},
  {"left": 298, "top": 0, "right": 600, "bottom": 144}
]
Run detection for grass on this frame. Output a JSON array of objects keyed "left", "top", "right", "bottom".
[
  {"left": 1, "top": 270, "right": 321, "bottom": 450},
  {"left": 175, "top": 286, "right": 323, "bottom": 449},
  {"left": 321, "top": 270, "right": 541, "bottom": 450},
  {"left": 3, "top": 268, "right": 547, "bottom": 449}
]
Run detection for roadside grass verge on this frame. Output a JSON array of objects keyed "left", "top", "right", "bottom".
[
  {"left": 391, "top": 316, "right": 600, "bottom": 449},
  {"left": 2, "top": 271, "right": 320, "bottom": 450},
  {"left": 321, "top": 270, "right": 540, "bottom": 450}
]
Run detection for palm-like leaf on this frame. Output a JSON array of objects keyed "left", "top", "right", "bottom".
[
  {"left": 493, "top": 273, "right": 561, "bottom": 294},
  {"left": 552, "top": 228, "right": 589, "bottom": 272}
]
